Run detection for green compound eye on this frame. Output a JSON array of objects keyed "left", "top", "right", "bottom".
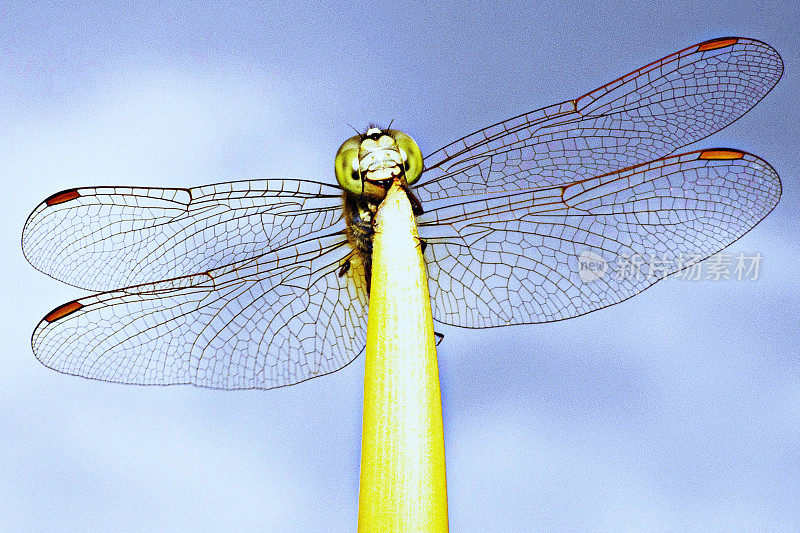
[
  {"left": 387, "top": 130, "right": 424, "bottom": 186},
  {"left": 334, "top": 135, "right": 363, "bottom": 195}
]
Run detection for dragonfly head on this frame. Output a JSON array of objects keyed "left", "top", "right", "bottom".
[{"left": 335, "top": 127, "right": 423, "bottom": 200}]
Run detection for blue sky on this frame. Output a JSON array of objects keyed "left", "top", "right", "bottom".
[{"left": 2, "top": 1, "right": 799, "bottom": 530}]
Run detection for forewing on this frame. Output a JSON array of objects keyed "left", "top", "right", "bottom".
[
  {"left": 22, "top": 179, "right": 343, "bottom": 291},
  {"left": 32, "top": 234, "right": 368, "bottom": 390},
  {"left": 418, "top": 150, "right": 780, "bottom": 327},
  {"left": 417, "top": 38, "right": 782, "bottom": 201}
]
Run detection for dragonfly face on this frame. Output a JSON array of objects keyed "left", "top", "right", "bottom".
[
  {"left": 22, "top": 37, "right": 783, "bottom": 390},
  {"left": 334, "top": 127, "right": 424, "bottom": 202}
]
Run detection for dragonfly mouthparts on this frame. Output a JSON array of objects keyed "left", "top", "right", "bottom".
[{"left": 360, "top": 149, "right": 404, "bottom": 182}]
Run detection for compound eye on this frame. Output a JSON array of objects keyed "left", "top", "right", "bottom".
[
  {"left": 388, "top": 130, "right": 424, "bottom": 185},
  {"left": 334, "top": 135, "right": 364, "bottom": 195}
]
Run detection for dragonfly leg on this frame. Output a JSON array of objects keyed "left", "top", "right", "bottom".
[
  {"left": 338, "top": 256, "right": 352, "bottom": 277},
  {"left": 420, "top": 238, "right": 428, "bottom": 254},
  {"left": 364, "top": 255, "right": 372, "bottom": 294},
  {"left": 406, "top": 186, "right": 425, "bottom": 216},
  {"left": 434, "top": 331, "right": 444, "bottom": 345}
]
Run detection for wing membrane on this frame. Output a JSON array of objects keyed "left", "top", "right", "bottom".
[
  {"left": 22, "top": 179, "right": 344, "bottom": 291},
  {"left": 418, "top": 150, "right": 780, "bottom": 327},
  {"left": 417, "top": 37, "right": 783, "bottom": 201},
  {"left": 32, "top": 234, "right": 367, "bottom": 390}
]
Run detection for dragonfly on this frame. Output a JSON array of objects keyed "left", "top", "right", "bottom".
[{"left": 22, "top": 37, "right": 782, "bottom": 390}]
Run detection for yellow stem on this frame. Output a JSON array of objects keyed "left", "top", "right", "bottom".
[{"left": 358, "top": 181, "right": 449, "bottom": 532}]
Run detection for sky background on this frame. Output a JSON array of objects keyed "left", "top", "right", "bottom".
[{"left": 2, "top": 1, "right": 799, "bottom": 531}]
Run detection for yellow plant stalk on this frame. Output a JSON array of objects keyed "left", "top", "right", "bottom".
[{"left": 358, "top": 180, "right": 449, "bottom": 532}]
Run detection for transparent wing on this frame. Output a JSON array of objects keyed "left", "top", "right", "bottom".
[
  {"left": 418, "top": 150, "right": 780, "bottom": 328},
  {"left": 31, "top": 234, "right": 369, "bottom": 390},
  {"left": 417, "top": 37, "right": 783, "bottom": 202},
  {"left": 22, "top": 179, "right": 344, "bottom": 291}
]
